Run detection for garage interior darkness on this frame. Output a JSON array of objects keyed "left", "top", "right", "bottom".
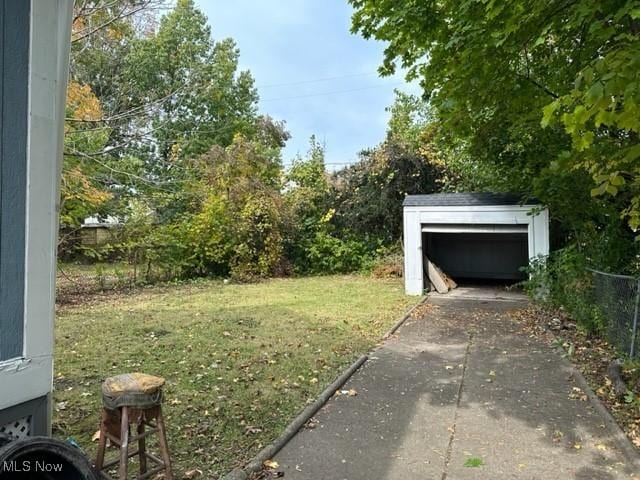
[
  {"left": 422, "top": 222, "right": 530, "bottom": 282},
  {"left": 423, "top": 231, "right": 529, "bottom": 281}
]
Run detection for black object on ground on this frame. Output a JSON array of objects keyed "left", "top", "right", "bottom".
[{"left": 0, "top": 436, "right": 97, "bottom": 479}]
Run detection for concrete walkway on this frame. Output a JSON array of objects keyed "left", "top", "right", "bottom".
[{"left": 275, "top": 289, "right": 639, "bottom": 479}]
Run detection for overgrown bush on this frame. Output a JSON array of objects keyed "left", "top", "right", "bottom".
[
  {"left": 370, "top": 249, "right": 404, "bottom": 278},
  {"left": 183, "top": 194, "right": 233, "bottom": 277},
  {"left": 304, "top": 231, "right": 374, "bottom": 274},
  {"left": 230, "top": 191, "right": 287, "bottom": 281},
  {"left": 523, "top": 246, "right": 605, "bottom": 334}
]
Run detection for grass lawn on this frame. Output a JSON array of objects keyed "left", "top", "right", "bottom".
[{"left": 53, "top": 275, "right": 415, "bottom": 478}]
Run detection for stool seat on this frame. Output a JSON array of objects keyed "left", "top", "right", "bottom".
[{"left": 102, "top": 373, "right": 165, "bottom": 410}]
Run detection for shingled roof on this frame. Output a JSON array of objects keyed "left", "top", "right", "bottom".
[{"left": 402, "top": 192, "right": 540, "bottom": 207}]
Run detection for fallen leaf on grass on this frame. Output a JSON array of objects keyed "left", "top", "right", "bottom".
[{"left": 91, "top": 430, "right": 101, "bottom": 442}]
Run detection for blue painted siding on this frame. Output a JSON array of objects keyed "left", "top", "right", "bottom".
[{"left": 0, "top": 0, "right": 29, "bottom": 361}]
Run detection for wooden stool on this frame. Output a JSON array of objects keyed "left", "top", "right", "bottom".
[{"left": 95, "top": 373, "right": 173, "bottom": 480}]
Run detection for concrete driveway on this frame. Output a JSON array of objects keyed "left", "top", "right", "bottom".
[{"left": 274, "top": 288, "right": 639, "bottom": 479}]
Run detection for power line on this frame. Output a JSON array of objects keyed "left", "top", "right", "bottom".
[
  {"left": 257, "top": 72, "right": 378, "bottom": 88},
  {"left": 261, "top": 83, "right": 405, "bottom": 102}
]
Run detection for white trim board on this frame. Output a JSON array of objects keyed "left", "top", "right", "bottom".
[{"left": 422, "top": 224, "right": 528, "bottom": 234}]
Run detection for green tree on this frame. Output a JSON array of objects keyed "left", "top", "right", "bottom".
[
  {"left": 186, "top": 120, "right": 290, "bottom": 279},
  {"left": 350, "top": 0, "right": 640, "bottom": 232},
  {"left": 62, "top": 0, "right": 153, "bottom": 238},
  {"left": 284, "top": 136, "right": 332, "bottom": 271},
  {"left": 116, "top": 0, "right": 261, "bottom": 222},
  {"left": 126, "top": 0, "right": 258, "bottom": 161},
  {"left": 332, "top": 93, "right": 447, "bottom": 243}
]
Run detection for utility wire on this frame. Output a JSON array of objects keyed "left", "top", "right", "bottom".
[
  {"left": 261, "top": 83, "right": 405, "bottom": 102},
  {"left": 257, "top": 71, "right": 378, "bottom": 88}
]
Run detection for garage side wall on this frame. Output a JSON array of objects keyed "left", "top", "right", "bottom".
[
  {"left": 530, "top": 208, "right": 550, "bottom": 260},
  {"left": 403, "top": 210, "right": 424, "bottom": 295}
]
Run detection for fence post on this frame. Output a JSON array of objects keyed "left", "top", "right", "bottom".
[{"left": 631, "top": 279, "right": 640, "bottom": 358}]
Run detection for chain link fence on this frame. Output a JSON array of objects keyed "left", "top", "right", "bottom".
[
  {"left": 588, "top": 268, "right": 640, "bottom": 359},
  {"left": 56, "top": 263, "right": 139, "bottom": 304}
]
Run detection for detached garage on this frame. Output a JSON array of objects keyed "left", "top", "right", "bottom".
[{"left": 403, "top": 193, "right": 549, "bottom": 295}]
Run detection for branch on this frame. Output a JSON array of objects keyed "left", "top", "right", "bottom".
[
  {"left": 71, "top": 0, "right": 168, "bottom": 43},
  {"left": 516, "top": 72, "right": 560, "bottom": 99},
  {"left": 65, "top": 86, "right": 184, "bottom": 124}
]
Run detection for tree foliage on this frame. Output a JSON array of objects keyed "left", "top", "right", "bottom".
[
  {"left": 350, "top": 0, "right": 640, "bottom": 233},
  {"left": 332, "top": 92, "right": 448, "bottom": 243},
  {"left": 125, "top": 0, "right": 258, "bottom": 159}
]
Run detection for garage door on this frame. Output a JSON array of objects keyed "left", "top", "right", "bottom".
[{"left": 423, "top": 224, "right": 528, "bottom": 280}]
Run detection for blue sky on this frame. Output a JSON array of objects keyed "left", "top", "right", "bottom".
[{"left": 195, "top": 1, "right": 418, "bottom": 169}]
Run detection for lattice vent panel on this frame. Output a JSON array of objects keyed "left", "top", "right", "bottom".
[{"left": 0, "top": 415, "right": 32, "bottom": 440}]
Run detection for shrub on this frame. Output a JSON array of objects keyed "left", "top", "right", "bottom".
[
  {"left": 523, "top": 246, "right": 604, "bottom": 334},
  {"left": 370, "top": 250, "right": 404, "bottom": 278},
  {"left": 304, "top": 231, "right": 373, "bottom": 274},
  {"left": 183, "top": 194, "right": 233, "bottom": 277},
  {"left": 230, "top": 191, "right": 287, "bottom": 281}
]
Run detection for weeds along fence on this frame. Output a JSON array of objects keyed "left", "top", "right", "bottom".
[
  {"left": 588, "top": 268, "right": 640, "bottom": 359},
  {"left": 56, "top": 264, "right": 140, "bottom": 303}
]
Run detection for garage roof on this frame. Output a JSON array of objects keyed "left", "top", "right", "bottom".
[{"left": 403, "top": 192, "right": 539, "bottom": 207}]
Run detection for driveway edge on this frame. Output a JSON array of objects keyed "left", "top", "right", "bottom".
[
  {"left": 223, "top": 354, "right": 368, "bottom": 480},
  {"left": 223, "top": 295, "right": 428, "bottom": 480},
  {"left": 382, "top": 295, "right": 428, "bottom": 340},
  {"left": 558, "top": 352, "right": 640, "bottom": 470}
]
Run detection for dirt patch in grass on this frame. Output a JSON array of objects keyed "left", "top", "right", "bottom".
[
  {"left": 513, "top": 307, "right": 640, "bottom": 451},
  {"left": 53, "top": 275, "right": 415, "bottom": 478}
]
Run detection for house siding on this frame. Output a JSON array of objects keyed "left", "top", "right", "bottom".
[{"left": 0, "top": 0, "right": 29, "bottom": 361}]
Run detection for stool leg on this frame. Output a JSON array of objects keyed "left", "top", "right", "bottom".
[
  {"left": 95, "top": 409, "right": 108, "bottom": 471},
  {"left": 137, "top": 421, "right": 147, "bottom": 475},
  {"left": 118, "top": 406, "right": 129, "bottom": 480},
  {"left": 155, "top": 409, "right": 173, "bottom": 480}
]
